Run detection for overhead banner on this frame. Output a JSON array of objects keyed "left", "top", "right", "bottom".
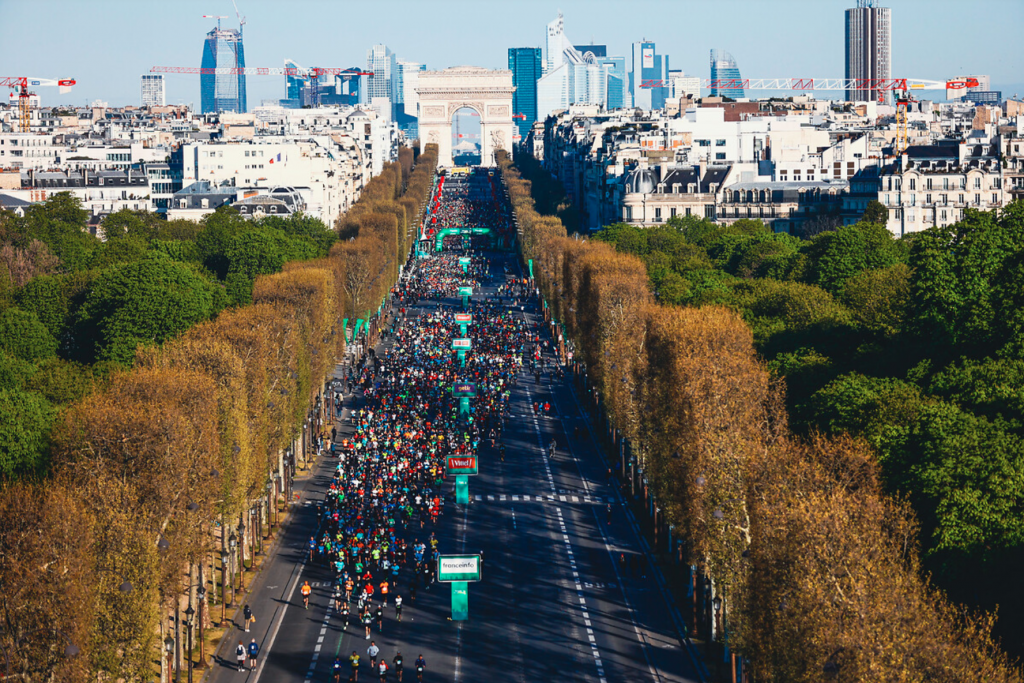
[
  {"left": 454, "top": 313, "right": 473, "bottom": 324},
  {"left": 446, "top": 455, "right": 478, "bottom": 475},
  {"left": 452, "top": 338, "right": 472, "bottom": 350},
  {"left": 458, "top": 286, "right": 473, "bottom": 297},
  {"left": 452, "top": 382, "right": 477, "bottom": 397}
]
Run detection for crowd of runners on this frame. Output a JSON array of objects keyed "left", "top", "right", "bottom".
[{"left": 298, "top": 168, "right": 551, "bottom": 683}]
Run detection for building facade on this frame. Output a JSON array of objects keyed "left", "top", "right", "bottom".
[
  {"left": 141, "top": 74, "right": 165, "bottom": 107},
  {"left": 201, "top": 27, "right": 246, "bottom": 114},
  {"left": 631, "top": 41, "right": 669, "bottom": 111},
  {"left": 366, "top": 44, "right": 397, "bottom": 117},
  {"left": 710, "top": 50, "right": 745, "bottom": 98},
  {"left": 845, "top": 0, "right": 891, "bottom": 104},
  {"left": 509, "top": 47, "right": 542, "bottom": 141}
]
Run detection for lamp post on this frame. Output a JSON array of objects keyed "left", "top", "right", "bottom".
[
  {"left": 164, "top": 634, "right": 174, "bottom": 683},
  {"left": 184, "top": 605, "right": 195, "bottom": 683},
  {"left": 266, "top": 479, "right": 274, "bottom": 539},
  {"left": 196, "top": 585, "right": 206, "bottom": 665},
  {"left": 220, "top": 551, "right": 230, "bottom": 624},
  {"left": 237, "top": 522, "right": 246, "bottom": 591}
]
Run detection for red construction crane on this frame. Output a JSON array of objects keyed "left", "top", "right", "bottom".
[
  {"left": 639, "top": 76, "right": 978, "bottom": 93},
  {"left": 151, "top": 66, "right": 372, "bottom": 78},
  {"left": 1, "top": 76, "right": 77, "bottom": 132}
]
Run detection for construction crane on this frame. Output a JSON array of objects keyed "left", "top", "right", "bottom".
[
  {"left": 1, "top": 76, "right": 77, "bottom": 132},
  {"left": 641, "top": 76, "right": 979, "bottom": 155},
  {"left": 151, "top": 66, "right": 372, "bottom": 108},
  {"left": 201, "top": 14, "right": 229, "bottom": 29}
]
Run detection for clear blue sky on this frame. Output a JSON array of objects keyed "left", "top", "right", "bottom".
[{"left": 1, "top": 0, "right": 1021, "bottom": 107}]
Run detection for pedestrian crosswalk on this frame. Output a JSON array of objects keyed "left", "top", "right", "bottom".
[{"left": 473, "top": 493, "right": 616, "bottom": 505}]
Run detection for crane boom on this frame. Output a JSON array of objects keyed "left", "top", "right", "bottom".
[
  {"left": 2, "top": 76, "right": 77, "bottom": 132},
  {"left": 640, "top": 77, "right": 978, "bottom": 91},
  {"left": 151, "top": 66, "right": 372, "bottom": 78}
]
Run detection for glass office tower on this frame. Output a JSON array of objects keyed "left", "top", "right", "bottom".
[
  {"left": 201, "top": 27, "right": 246, "bottom": 114},
  {"left": 709, "top": 49, "right": 744, "bottom": 98},
  {"left": 509, "top": 47, "right": 542, "bottom": 139}
]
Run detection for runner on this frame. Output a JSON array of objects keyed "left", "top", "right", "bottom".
[
  {"left": 350, "top": 650, "right": 361, "bottom": 682},
  {"left": 415, "top": 654, "right": 426, "bottom": 682},
  {"left": 367, "top": 641, "right": 380, "bottom": 668},
  {"left": 394, "top": 594, "right": 403, "bottom": 622},
  {"left": 301, "top": 580, "right": 312, "bottom": 609},
  {"left": 393, "top": 651, "right": 404, "bottom": 682}
]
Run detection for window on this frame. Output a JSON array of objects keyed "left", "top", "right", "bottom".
[
  {"left": 993, "top": 193, "right": 999, "bottom": 204},
  {"left": 654, "top": 207, "right": 662, "bottom": 220},
  {"left": 625, "top": 206, "right": 632, "bottom": 221},
  {"left": 908, "top": 178, "right": 916, "bottom": 190},
  {"left": 697, "top": 139, "right": 710, "bottom": 147},
  {"left": 975, "top": 193, "right": 981, "bottom": 204},
  {"left": 704, "top": 205, "right": 716, "bottom": 219},
  {"left": 715, "top": 139, "right": 726, "bottom": 146},
  {"left": 926, "top": 178, "right": 933, "bottom": 190},
  {"left": 201, "top": 198, "right": 209, "bottom": 209},
  {"left": 959, "top": 194, "right": 964, "bottom": 204},
  {"left": 885, "top": 194, "right": 890, "bottom": 205},
  {"left": 993, "top": 178, "right": 1002, "bottom": 189},
  {"left": 974, "top": 177, "right": 981, "bottom": 189},
  {"left": 941, "top": 210, "right": 947, "bottom": 222},
  {"left": 670, "top": 208, "right": 677, "bottom": 218},
  {"left": 715, "top": 152, "right": 726, "bottom": 160},
  {"left": 685, "top": 208, "right": 691, "bottom": 216},
  {"left": 926, "top": 194, "right": 932, "bottom": 204},
  {"left": 943, "top": 178, "right": 949, "bottom": 190},
  {"left": 940, "top": 194, "right": 947, "bottom": 204}
]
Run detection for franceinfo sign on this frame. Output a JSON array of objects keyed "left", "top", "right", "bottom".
[{"left": 437, "top": 555, "right": 482, "bottom": 582}]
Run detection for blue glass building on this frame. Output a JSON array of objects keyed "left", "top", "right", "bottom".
[
  {"left": 508, "top": 47, "right": 542, "bottom": 140},
  {"left": 201, "top": 27, "right": 246, "bottom": 114},
  {"left": 709, "top": 49, "right": 745, "bottom": 99},
  {"left": 630, "top": 41, "right": 669, "bottom": 111},
  {"left": 599, "top": 56, "right": 627, "bottom": 110}
]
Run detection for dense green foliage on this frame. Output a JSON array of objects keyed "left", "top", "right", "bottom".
[
  {"left": 0, "top": 194, "right": 337, "bottom": 479},
  {"left": 594, "top": 202, "right": 1024, "bottom": 654}
]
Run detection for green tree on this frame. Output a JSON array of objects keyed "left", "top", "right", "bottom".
[
  {"left": 0, "top": 387, "right": 55, "bottom": 478},
  {"left": 16, "top": 274, "right": 70, "bottom": 340},
  {"left": 19, "top": 193, "right": 97, "bottom": 271},
  {"left": 77, "top": 253, "right": 217, "bottom": 365},
  {"left": 224, "top": 228, "right": 289, "bottom": 305},
  {"left": 195, "top": 206, "right": 246, "bottom": 279},
  {"left": 805, "top": 221, "right": 905, "bottom": 294},
  {"left": 0, "top": 349, "right": 36, "bottom": 391},
  {"left": 840, "top": 263, "right": 912, "bottom": 337},
  {"left": 862, "top": 199, "right": 889, "bottom": 225},
  {"left": 0, "top": 307, "right": 58, "bottom": 362}
]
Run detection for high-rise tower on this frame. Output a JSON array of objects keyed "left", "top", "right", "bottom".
[
  {"left": 508, "top": 47, "right": 542, "bottom": 140},
  {"left": 709, "top": 50, "right": 744, "bottom": 98},
  {"left": 845, "top": 0, "right": 891, "bottom": 104},
  {"left": 200, "top": 25, "right": 246, "bottom": 114}
]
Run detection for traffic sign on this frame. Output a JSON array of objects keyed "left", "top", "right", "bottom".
[
  {"left": 447, "top": 455, "right": 478, "bottom": 475},
  {"left": 452, "top": 382, "right": 477, "bottom": 397},
  {"left": 452, "top": 338, "right": 472, "bottom": 350},
  {"left": 437, "top": 555, "right": 482, "bottom": 583}
]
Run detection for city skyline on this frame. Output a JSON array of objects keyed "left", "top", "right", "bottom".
[{"left": 1, "top": 0, "right": 1021, "bottom": 108}]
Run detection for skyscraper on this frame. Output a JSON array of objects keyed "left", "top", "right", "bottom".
[
  {"left": 366, "top": 44, "right": 397, "bottom": 116},
  {"left": 284, "top": 59, "right": 304, "bottom": 101},
  {"left": 630, "top": 41, "right": 669, "bottom": 110},
  {"left": 845, "top": 0, "right": 891, "bottom": 104},
  {"left": 141, "top": 74, "right": 165, "bottom": 107},
  {"left": 709, "top": 49, "right": 745, "bottom": 99},
  {"left": 200, "top": 26, "right": 246, "bottom": 114},
  {"left": 395, "top": 59, "right": 426, "bottom": 138},
  {"left": 509, "top": 47, "right": 542, "bottom": 139},
  {"left": 599, "top": 56, "right": 628, "bottom": 110}
]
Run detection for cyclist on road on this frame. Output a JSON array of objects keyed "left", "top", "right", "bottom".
[{"left": 301, "top": 580, "right": 312, "bottom": 609}]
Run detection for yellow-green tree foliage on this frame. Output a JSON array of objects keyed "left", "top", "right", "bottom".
[
  {"left": 495, "top": 148, "right": 1022, "bottom": 681},
  {"left": 2, "top": 144, "right": 438, "bottom": 681}
]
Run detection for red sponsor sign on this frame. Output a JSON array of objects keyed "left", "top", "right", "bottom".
[{"left": 447, "top": 456, "right": 478, "bottom": 475}]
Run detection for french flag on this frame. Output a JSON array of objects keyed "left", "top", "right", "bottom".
[{"left": 269, "top": 153, "right": 282, "bottom": 164}]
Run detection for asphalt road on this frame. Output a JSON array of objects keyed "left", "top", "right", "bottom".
[{"left": 205, "top": 251, "right": 704, "bottom": 683}]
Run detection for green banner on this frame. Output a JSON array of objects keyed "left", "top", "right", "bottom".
[{"left": 342, "top": 318, "right": 350, "bottom": 343}]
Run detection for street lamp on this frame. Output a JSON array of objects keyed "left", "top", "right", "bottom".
[
  {"left": 164, "top": 633, "right": 175, "bottom": 683},
  {"left": 713, "top": 595, "right": 723, "bottom": 642},
  {"left": 236, "top": 522, "right": 246, "bottom": 591},
  {"left": 266, "top": 479, "right": 274, "bottom": 538},
  {"left": 184, "top": 605, "right": 195, "bottom": 683},
  {"left": 196, "top": 585, "right": 207, "bottom": 664},
  {"left": 220, "top": 551, "right": 230, "bottom": 623}
]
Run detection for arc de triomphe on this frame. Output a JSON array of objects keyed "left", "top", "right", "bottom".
[{"left": 415, "top": 66, "right": 514, "bottom": 167}]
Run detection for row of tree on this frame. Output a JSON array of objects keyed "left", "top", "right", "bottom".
[
  {"left": 589, "top": 203, "right": 1024, "bottom": 658},
  {"left": 498, "top": 150, "right": 1021, "bottom": 681},
  {"left": 0, "top": 145, "right": 437, "bottom": 680}
]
